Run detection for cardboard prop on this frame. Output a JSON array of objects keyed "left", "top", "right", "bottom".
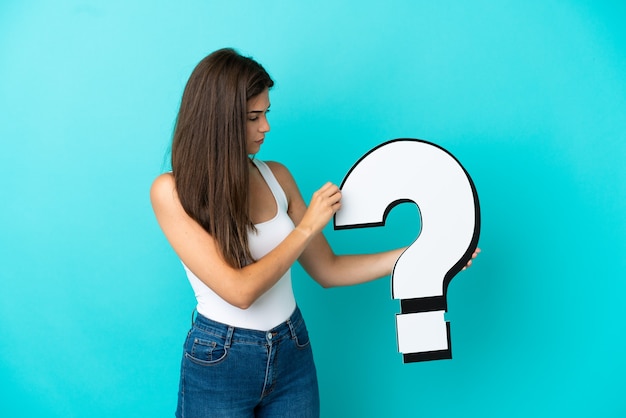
[{"left": 334, "top": 139, "right": 481, "bottom": 363}]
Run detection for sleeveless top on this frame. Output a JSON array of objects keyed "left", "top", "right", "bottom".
[{"left": 182, "top": 159, "right": 297, "bottom": 331}]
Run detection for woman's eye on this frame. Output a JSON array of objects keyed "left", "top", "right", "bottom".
[{"left": 247, "top": 109, "right": 268, "bottom": 122}]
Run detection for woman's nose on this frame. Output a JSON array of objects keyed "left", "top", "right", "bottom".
[{"left": 260, "top": 116, "right": 270, "bottom": 133}]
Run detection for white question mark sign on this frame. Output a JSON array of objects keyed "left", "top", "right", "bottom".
[{"left": 334, "top": 139, "right": 480, "bottom": 363}]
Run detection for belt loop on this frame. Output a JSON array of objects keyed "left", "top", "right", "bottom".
[
  {"left": 287, "top": 318, "right": 297, "bottom": 340},
  {"left": 225, "top": 326, "right": 235, "bottom": 349}
]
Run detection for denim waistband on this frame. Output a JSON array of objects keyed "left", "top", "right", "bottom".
[{"left": 191, "top": 306, "right": 304, "bottom": 345}]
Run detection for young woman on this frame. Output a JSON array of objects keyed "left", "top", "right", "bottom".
[{"left": 151, "top": 48, "right": 477, "bottom": 417}]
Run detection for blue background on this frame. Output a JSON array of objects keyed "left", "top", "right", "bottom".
[{"left": 1, "top": 1, "right": 625, "bottom": 417}]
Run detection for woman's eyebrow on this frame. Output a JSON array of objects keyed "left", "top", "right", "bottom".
[{"left": 247, "top": 104, "right": 271, "bottom": 114}]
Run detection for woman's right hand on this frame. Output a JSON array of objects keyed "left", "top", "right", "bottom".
[{"left": 297, "top": 182, "right": 342, "bottom": 236}]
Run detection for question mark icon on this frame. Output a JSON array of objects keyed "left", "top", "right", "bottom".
[{"left": 334, "top": 138, "right": 480, "bottom": 363}]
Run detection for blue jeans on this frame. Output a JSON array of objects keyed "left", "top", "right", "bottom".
[{"left": 175, "top": 306, "right": 320, "bottom": 418}]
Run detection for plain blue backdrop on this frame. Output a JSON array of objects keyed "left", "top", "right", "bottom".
[{"left": 1, "top": 1, "right": 625, "bottom": 417}]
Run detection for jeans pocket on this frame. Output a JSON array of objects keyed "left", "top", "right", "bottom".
[
  {"left": 292, "top": 319, "right": 311, "bottom": 349},
  {"left": 184, "top": 330, "right": 228, "bottom": 366}
]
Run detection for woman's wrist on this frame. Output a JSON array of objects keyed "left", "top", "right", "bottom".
[{"left": 293, "top": 225, "right": 313, "bottom": 239}]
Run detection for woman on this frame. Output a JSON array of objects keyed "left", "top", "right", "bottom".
[{"left": 151, "top": 48, "right": 476, "bottom": 417}]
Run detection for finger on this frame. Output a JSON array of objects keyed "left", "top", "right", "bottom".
[
  {"left": 319, "top": 190, "right": 341, "bottom": 207},
  {"left": 318, "top": 182, "right": 335, "bottom": 192},
  {"left": 328, "top": 188, "right": 342, "bottom": 203},
  {"left": 322, "top": 184, "right": 340, "bottom": 198}
]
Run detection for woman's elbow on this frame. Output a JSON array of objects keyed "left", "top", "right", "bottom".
[
  {"left": 303, "top": 256, "right": 340, "bottom": 289},
  {"left": 313, "top": 274, "right": 338, "bottom": 289},
  {"left": 206, "top": 280, "right": 258, "bottom": 310},
  {"left": 234, "top": 300, "right": 253, "bottom": 310},
  {"left": 226, "top": 291, "right": 258, "bottom": 310}
]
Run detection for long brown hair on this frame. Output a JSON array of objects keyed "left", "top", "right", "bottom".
[{"left": 171, "top": 48, "right": 274, "bottom": 268}]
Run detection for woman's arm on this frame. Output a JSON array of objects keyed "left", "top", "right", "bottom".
[
  {"left": 269, "top": 162, "right": 405, "bottom": 288},
  {"left": 150, "top": 172, "right": 341, "bottom": 309}
]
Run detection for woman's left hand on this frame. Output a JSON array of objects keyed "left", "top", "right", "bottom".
[{"left": 462, "top": 247, "right": 481, "bottom": 270}]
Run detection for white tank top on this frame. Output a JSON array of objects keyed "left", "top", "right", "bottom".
[{"left": 183, "top": 159, "right": 297, "bottom": 330}]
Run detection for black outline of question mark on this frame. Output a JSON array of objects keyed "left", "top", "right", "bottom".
[{"left": 334, "top": 138, "right": 481, "bottom": 363}]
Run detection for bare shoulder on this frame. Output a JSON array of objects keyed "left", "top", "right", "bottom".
[
  {"left": 150, "top": 172, "right": 177, "bottom": 207},
  {"left": 265, "top": 160, "right": 300, "bottom": 193},
  {"left": 264, "top": 160, "right": 289, "bottom": 175},
  {"left": 264, "top": 161, "right": 307, "bottom": 218}
]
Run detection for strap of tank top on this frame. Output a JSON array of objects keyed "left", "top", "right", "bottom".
[{"left": 252, "top": 159, "right": 289, "bottom": 211}]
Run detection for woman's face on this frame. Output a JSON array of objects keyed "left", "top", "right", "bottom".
[{"left": 246, "top": 88, "right": 271, "bottom": 155}]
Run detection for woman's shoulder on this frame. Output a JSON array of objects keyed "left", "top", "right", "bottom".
[
  {"left": 151, "top": 171, "right": 175, "bottom": 189},
  {"left": 150, "top": 172, "right": 177, "bottom": 204},
  {"left": 264, "top": 160, "right": 288, "bottom": 173},
  {"left": 264, "top": 161, "right": 295, "bottom": 183},
  {"left": 263, "top": 161, "right": 299, "bottom": 197}
]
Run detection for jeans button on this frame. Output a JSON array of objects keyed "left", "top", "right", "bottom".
[{"left": 267, "top": 332, "right": 273, "bottom": 340}]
